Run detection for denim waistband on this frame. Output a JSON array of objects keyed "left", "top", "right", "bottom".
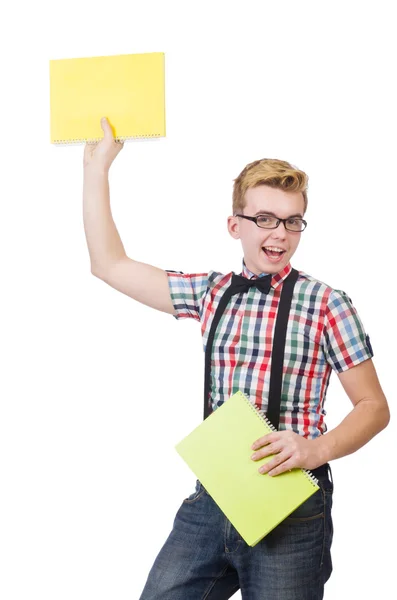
[{"left": 310, "top": 462, "right": 332, "bottom": 483}]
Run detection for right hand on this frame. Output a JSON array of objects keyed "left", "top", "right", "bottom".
[{"left": 83, "top": 117, "right": 124, "bottom": 172}]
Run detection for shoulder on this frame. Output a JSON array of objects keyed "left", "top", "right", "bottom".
[
  {"left": 166, "top": 269, "right": 228, "bottom": 281},
  {"left": 208, "top": 269, "right": 232, "bottom": 284},
  {"left": 166, "top": 269, "right": 232, "bottom": 296},
  {"left": 295, "top": 269, "right": 353, "bottom": 306}
]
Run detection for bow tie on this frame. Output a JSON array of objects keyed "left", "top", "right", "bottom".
[{"left": 230, "top": 273, "right": 273, "bottom": 294}]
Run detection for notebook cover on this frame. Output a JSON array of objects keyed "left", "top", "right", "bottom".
[
  {"left": 175, "top": 391, "right": 319, "bottom": 547},
  {"left": 49, "top": 52, "right": 165, "bottom": 143}
]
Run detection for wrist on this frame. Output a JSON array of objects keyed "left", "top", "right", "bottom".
[
  {"left": 83, "top": 163, "right": 109, "bottom": 177},
  {"left": 312, "top": 434, "right": 334, "bottom": 466}
]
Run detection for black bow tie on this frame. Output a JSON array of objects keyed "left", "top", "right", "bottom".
[{"left": 230, "top": 273, "right": 273, "bottom": 295}]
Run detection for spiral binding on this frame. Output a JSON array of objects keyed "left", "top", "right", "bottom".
[
  {"left": 238, "top": 391, "right": 319, "bottom": 488},
  {"left": 53, "top": 134, "right": 162, "bottom": 146}
]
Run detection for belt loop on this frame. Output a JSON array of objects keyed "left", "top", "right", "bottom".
[{"left": 327, "top": 463, "right": 333, "bottom": 485}]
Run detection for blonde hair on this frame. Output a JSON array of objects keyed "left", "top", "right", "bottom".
[{"left": 232, "top": 158, "right": 308, "bottom": 215}]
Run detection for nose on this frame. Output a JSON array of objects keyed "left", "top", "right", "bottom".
[{"left": 269, "top": 221, "right": 287, "bottom": 239}]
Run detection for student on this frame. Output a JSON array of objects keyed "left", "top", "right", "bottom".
[{"left": 83, "top": 118, "right": 390, "bottom": 600}]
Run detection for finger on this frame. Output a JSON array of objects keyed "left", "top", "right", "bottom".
[
  {"left": 259, "top": 451, "right": 292, "bottom": 475},
  {"left": 251, "top": 432, "right": 279, "bottom": 450},
  {"left": 251, "top": 442, "right": 282, "bottom": 461},
  {"left": 266, "top": 460, "right": 295, "bottom": 477},
  {"left": 83, "top": 143, "right": 94, "bottom": 160},
  {"left": 100, "top": 116, "right": 114, "bottom": 140}
]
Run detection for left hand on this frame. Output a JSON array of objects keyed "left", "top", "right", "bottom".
[{"left": 251, "top": 430, "right": 323, "bottom": 476}]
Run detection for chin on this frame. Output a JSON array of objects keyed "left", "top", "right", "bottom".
[{"left": 260, "top": 253, "right": 289, "bottom": 273}]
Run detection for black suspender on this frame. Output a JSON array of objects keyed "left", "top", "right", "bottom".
[{"left": 203, "top": 268, "right": 299, "bottom": 429}]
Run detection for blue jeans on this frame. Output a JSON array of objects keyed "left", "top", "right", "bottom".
[{"left": 139, "top": 465, "right": 334, "bottom": 600}]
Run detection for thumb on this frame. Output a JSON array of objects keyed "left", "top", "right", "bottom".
[{"left": 100, "top": 117, "right": 114, "bottom": 140}]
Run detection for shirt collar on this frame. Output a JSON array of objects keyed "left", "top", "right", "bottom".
[{"left": 241, "top": 258, "right": 293, "bottom": 290}]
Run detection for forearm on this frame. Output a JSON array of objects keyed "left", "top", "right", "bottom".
[
  {"left": 83, "top": 166, "right": 126, "bottom": 272},
  {"left": 313, "top": 398, "right": 390, "bottom": 464}
]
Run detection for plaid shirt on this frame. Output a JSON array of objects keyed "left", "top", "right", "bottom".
[{"left": 166, "top": 260, "right": 374, "bottom": 439}]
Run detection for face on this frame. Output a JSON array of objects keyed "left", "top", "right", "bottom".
[{"left": 227, "top": 185, "right": 305, "bottom": 275}]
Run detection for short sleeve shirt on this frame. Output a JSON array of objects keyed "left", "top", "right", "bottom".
[{"left": 166, "top": 260, "right": 374, "bottom": 439}]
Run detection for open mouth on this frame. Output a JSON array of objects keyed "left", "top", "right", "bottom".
[{"left": 262, "top": 247, "right": 286, "bottom": 261}]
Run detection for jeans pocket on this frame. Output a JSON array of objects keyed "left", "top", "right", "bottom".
[
  {"left": 284, "top": 487, "right": 324, "bottom": 522},
  {"left": 183, "top": 480, "right": 206, "bottom": 504}
]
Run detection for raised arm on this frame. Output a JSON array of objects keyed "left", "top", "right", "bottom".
[{"left": 83, "top": 117, "right": 175, "bottom": 315}]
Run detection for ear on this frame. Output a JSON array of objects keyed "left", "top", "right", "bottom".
[{"left": 227, "top": 215, "right": 241, "bottom": 239}]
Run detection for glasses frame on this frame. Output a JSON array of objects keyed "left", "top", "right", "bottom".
[{"left": 234, "top": 213, "right": 307, "bottom": 232}]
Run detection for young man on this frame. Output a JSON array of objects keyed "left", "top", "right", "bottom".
[{"left": 83, "top": 118, "right": 390, "bottom": 600}]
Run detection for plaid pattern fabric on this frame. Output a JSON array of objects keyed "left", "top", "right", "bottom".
[{"left": 166, "top": 260, "right": 374, "bottom": 439}]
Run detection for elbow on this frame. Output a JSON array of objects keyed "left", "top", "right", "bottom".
[
  {"left": 91, "top": 266, "right": 104, "bottom": 279},
  {"left": 377, "top": 403, "right": 391, "bottom": 433},
  {"left": 382, "top": 406, "right": 391, "bottom": 430}
]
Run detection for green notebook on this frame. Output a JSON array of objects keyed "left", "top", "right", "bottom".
[{"left": 175, "top": 391, "right": 319, "bottom": 547}]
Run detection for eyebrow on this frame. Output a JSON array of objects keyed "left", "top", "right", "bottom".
[{"left": 253, "top": 210, "right": 303, "bottom": 219}]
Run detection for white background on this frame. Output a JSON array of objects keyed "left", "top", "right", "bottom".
[{"left": 1, "top": 1, "right": 395, "bottom": 598}]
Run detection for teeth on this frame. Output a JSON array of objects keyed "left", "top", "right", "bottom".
[{"left": 264, "top": 247, "right": 284, "bottom": 252}]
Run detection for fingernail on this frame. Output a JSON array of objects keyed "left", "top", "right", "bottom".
[{"left": 251, "top": 454, "right": 257, "bottom": 460}]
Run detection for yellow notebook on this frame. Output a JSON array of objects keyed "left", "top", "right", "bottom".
[
  {"left": 175, "top": 391, "right": 319, "bottom": 547},
  {"left": 49, "top": 52, "right": 165, "bottom": 144}
]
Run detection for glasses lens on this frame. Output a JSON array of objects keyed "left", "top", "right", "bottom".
[
  {"left": 285, "top": 219, "right": 305, "bottom": 232},
  {"left": 256, "top": 216, "right": 278, "bottom": 228},
  {"left": 256, "top": 215, "right": 306, "bottom": 231}
]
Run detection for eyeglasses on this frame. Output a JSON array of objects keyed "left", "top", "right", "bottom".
[{"left": 235, "top": 214, "right": 307, "bottom": 232}]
